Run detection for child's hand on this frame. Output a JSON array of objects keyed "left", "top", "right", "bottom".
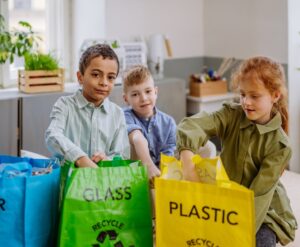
[
  {"left": 180, "top": 149, "right": 201, "bottom": 182},
  {"left": 147, "top": 164, "right": 161, "bottom": 178},
  {"left": 147, "top": 164, "right": 161, "bottom": 188},
  {"left": 76, "top": 156, "right": 98, "bottom": 168},
  {"left": 91, "top": 152, "right": 108, "bottom": 163}
]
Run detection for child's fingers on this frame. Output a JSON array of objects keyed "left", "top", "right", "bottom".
[
  {"left": 155, "top": 168, "right": 161, "bottom": 177},
  {"left": 92, "top": 152, "right": 106, "bottom": 162},
  {"left": 151, "top": 166, "right": 161, "bottom": 177},
  {"left": 102, "top": 155, "right": 109, "bottom": 161},
  {"left": 148, "top": 166, "right": 161, "bottom": 180}
]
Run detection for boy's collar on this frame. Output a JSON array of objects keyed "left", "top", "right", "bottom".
[
  {"left": 76, "top": 90, "right": 89, "bottom": 108},
  {"left": 76, "top": 89, "right": 108, "bottom": 112}
]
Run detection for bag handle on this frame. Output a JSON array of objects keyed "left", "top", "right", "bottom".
[
  {"left": 98, "top": 156, "right": 142, "bottom": 167},
  {"left": 0, "top": 162, "right": 32, "bottom": 177}
]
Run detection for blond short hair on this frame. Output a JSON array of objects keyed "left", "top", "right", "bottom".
[{"left": 123, "top": 65, "right": 152, "bottom": 93}]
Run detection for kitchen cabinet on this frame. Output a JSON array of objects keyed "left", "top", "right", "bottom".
[
  {"left": 22, "top": 92, "right": 71, "bottom": 156},
  {"left": 0, "top": 98, "right": 19, "bottom": 155}
]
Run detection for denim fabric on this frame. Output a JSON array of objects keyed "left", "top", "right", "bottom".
[
  {"left": 124, "top": 107, "right": 176, "bottom": 166},
  {"left": 256, "top": 224, "right": 276, "bottom": 247}
]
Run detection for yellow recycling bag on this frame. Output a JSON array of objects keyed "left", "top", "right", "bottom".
[{"left": 156, "top": 154, "right": 255, "bottom": 247}]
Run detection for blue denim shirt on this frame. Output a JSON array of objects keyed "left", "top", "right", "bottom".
[{"left": 123, "top": 107, "right": 176, "bottom": 166}]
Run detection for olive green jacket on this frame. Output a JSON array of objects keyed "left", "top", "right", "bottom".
[{"left": 177, "top": 103, "right": 297, "bottom": 245}]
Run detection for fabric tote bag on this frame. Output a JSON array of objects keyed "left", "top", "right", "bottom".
[
  {"left": 0, "top": 155, "right": 60, "bottom": 247},
  {"left": 155, "top": 154, "right": 255, "bottom": 247},
  {"left": 58, "top": 158, "right": 153, "bottom": 247}
]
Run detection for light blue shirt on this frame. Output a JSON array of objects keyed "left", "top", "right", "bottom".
[
  {"left": 45, "top": 89, "right": 130, "bottom": 161},
  {"left": 123, "top": 107, "right": 176, "bottom": 166}
]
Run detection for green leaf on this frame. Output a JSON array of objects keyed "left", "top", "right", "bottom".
[
  {"left": 111, "top": 40, "right": 119, "bottom": 49},
  {"left": 0, "top": 15, "right": 40, "bottom": 64},
  {"left": 9, "top": 54, "right": 14, "bottom": 63},
  {"left": 24, "top": 52, "right": 59, "bottom": 70},
  {"left": 19, "top": 21, "right": 32, "bottom": 30}
]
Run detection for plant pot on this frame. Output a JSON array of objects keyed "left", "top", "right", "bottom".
[{"left": 18, "top": 68, "right": 64, "bottom": 93}]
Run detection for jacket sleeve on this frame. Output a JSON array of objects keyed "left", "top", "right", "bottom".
[{"left": 176, "top": 104, "right": 231, "bottom": 153}]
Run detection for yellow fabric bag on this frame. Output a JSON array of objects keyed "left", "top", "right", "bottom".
[{"left": 156, "top": 154, "right": 255, "bottom": 247}]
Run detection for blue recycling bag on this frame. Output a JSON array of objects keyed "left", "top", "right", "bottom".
[{"left": 0, "top": 155, "right": 60, "bottom": 247}]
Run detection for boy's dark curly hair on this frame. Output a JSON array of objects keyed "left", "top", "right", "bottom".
[{"left": 79, "top": 43, "right": 119, "bottom": 75}]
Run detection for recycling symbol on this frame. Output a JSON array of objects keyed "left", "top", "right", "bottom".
[{"left": 92, "top": 229, "right": 134, "bottom": 247}]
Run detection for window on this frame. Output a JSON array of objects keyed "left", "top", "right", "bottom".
[
  {"left": 0, "top": 0, "right": 71, "bottom": 88},
  {"left": 8, "top": 0, "right": 46, "bottom": 83}
]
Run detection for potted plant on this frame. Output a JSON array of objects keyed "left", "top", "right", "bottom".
[
  {"left": 0, "top": 15, "right": 64, "bottom": 93},
  {"left": 0, "top": 14, "right": 38, "bottom": 64},
  {"left": 18, "top": 52, "right": 64, "bottom": 93}
]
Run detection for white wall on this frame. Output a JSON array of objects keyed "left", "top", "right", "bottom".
[
  {"left": 72, "top": 0, "right": 106, "bottom": 78},
  {"left": 288, "top": 0, "right": 300, "bottom": 173},
  {"left": 203, "top": 0, "right": 287, "bottom": 63},
  {"left": 106, "top": 0, "right": 286, "bottom": 62},
  {"left": 105, "top": 0, "right": 205, "bottom": 58}
]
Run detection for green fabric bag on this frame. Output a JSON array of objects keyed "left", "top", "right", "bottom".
[{"left": 58, "top": 159, "right": 153, "bottom": 247}]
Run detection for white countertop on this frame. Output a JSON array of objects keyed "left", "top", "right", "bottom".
[
  {"left": 186, "top": 92, "right": 238, "bottom": 102},
  {"left": 0, "top": 82, "right": 81, "bottom": 100}
]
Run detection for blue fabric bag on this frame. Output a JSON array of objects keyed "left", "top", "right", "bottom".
[{"left": 0, "top": 155, "right": 60, "bottom": 247}]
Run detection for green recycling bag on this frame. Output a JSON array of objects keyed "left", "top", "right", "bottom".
[{"left": 58, "top": 159, "right": 153, "bottom": 247}]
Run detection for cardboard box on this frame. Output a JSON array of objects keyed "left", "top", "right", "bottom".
[
  {"left": 189, "top": 79, "right": 227, "bottom": 97},
  {"left": 18, "top": 68, "right": 64, "bottom": 93}
]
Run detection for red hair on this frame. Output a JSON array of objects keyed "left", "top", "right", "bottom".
[{"left": 231, "top": 56, "right": 288, "bottom": 133}]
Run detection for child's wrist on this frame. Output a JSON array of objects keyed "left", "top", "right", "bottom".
[{"left": 144, "top": 162, "right": 156, "bottom": 169}]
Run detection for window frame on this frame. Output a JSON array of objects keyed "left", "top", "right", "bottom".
[
  {"left": 0, "top": 0, "right": 11, "bottom": 88},
  {"left": 0, "top": 0, "right": 72, "bottom": 88}
]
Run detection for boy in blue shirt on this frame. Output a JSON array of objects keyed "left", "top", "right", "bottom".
[
  {"left": 45, "top": 44, "right": 130, "bottom": 168},
  {"left": 122, "top": 65, "right": 176, "bottom": 181}
]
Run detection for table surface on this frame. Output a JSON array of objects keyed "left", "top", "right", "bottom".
[{"left": 187, "top": 92, "right": 238, "bottom": 103}]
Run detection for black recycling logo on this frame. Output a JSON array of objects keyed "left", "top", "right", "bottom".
[{"left": 92, "top": 229, "right": 134, "bottom": 247}]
